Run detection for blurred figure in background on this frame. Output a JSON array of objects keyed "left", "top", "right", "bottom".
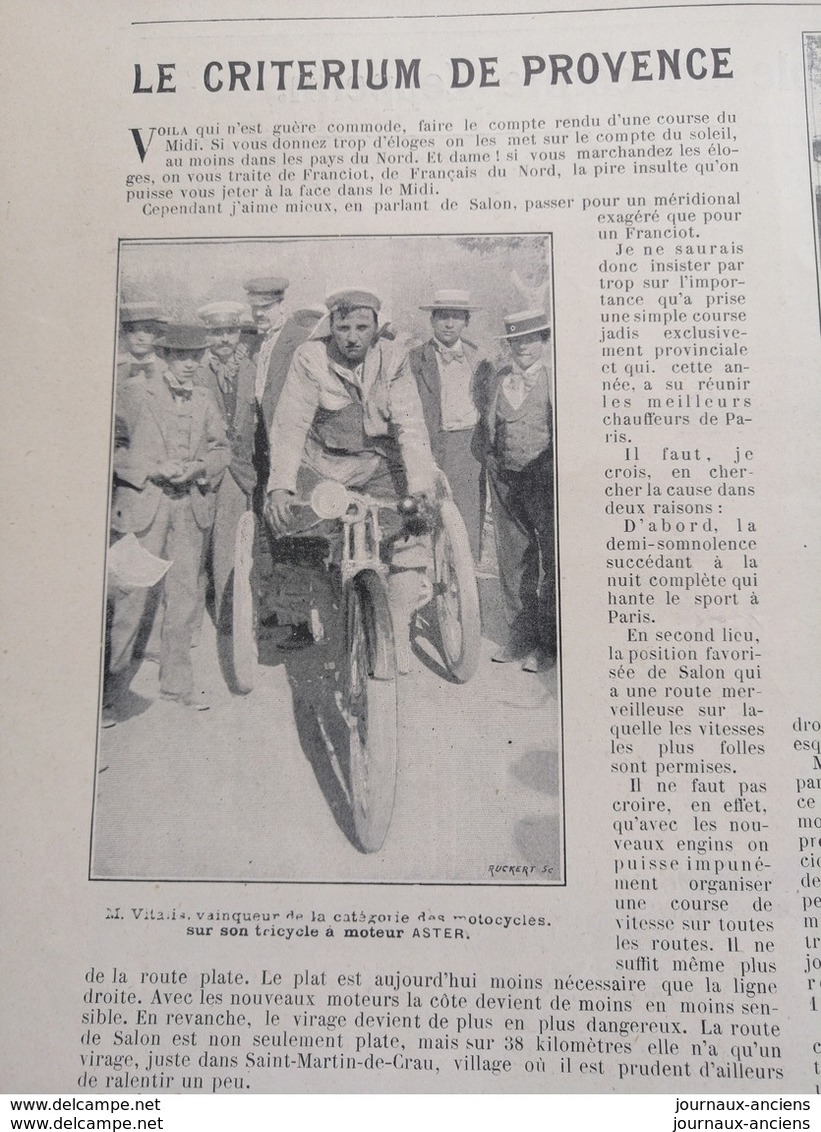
[
  {"left": 244, "top": 276, "right": 321, "bottom": 508},
  {"left": 483, "top": 310, "right": 556, "bottom": 674},
  {"left": 406, "top": 289, "right": 492, "bottom": 561},
  {"left": 195, "top": 301, "right": 257, "bottom": 634}
]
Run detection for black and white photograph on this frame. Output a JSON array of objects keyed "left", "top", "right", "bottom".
[
  {"left": 6, "top": 0, "right": 821, "bottom": 1109},
  {"left": 91, "top": 234, "right": 564, "bottom": 883}
]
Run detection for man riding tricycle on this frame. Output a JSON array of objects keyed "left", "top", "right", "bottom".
[{"left": 231, "top": 288, "right": 481, "bottom": 851}]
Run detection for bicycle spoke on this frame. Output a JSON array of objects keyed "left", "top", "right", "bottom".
[
  {"left": 436, "top": 527, "right": 464, "bottom": 658},
  {"left": 344, "top": 578, "right": 397, "bottom": 852}
]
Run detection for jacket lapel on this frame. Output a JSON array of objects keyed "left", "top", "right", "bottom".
[
  {"left": 189, "top": 389, "right": 208, "bottom": 454},
  {"left": 142, "top": 376, "right": 207, "bottom": 456},
  {"left": 266, "top": 322, "right": 299, "bottom": 387},
  {"left": 485, "top": 368, "right": 505, "bottom": 445},
  {"left": 463, "top": 341, "right": 482, "bottom": 402},
  {"left": 419, "top": 342, "right": 441, "bottom": 403},
  {"left": 142, "top": 379, "right": 171, "bottom": 455}
]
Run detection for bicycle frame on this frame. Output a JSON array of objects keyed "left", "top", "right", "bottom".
[
  {"left": 305, "top": 481, "right": 397, "bottom": 584},
  {"left": 338, "top": 494, "right": 388, "bottom": 587}
]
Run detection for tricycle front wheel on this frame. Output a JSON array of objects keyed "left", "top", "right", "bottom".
[
  {"left": 344, "top": 570, "right": 398, "bottom": 853},
  {"left": 231, "top": 510, "right": 258, "bottom": 694}
]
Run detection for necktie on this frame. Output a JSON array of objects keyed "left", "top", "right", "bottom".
[
  {"left": 504, "top": 369, "right": 539, "bottom": 410},
  {"left": 164, "top": 372, "right": 193, "bottom": 400},
  {"left": 210, "top": 355, "right": 239, "bottom": 397}
]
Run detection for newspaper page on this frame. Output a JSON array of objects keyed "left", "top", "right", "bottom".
[{"left": 2, "top": 0, "right": 820, "bottom": 1115}]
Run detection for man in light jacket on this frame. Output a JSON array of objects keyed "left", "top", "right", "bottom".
[
  {"left": 266, "top": 289, "right": 436, "bottom": 664},
  {"left": 106, "top": 323, "right": 230, "bottom": 716}
]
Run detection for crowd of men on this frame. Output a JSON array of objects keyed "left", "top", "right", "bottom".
[{"left": 103, "top": 276, "right": 556, "bottom": 726}]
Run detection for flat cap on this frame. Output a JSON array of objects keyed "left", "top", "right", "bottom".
[
  {"left": 325, "top": 288, "right": 381, "bottom": 314},
  {"left": 499, "top": 309, "right": 551, "bottom": 339},
  {"left": 197, "top": 301, "right": 247, "bottom": 329},
  {"left": 120, "top": 301, "right": 168, "bottom": 325},
  {"left": 157, "top": 322, "right": 209, "bottom": 351},
  {"left": 244, "top": 277, "right": 289, "bottom": 304}
]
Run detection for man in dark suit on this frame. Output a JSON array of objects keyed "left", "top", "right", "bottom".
[
  {"left": 195, "top": 301, "right": 257, "bottom": 632},
  {"left": 244, "top": 276, "right": 323, "bottom": 631},
  {"left": 483, "top": 310, "right": 556, "bottom": 673},
  {"left": 106, "top": 324, "right": 230, "bottom": 716},
  {"left": 406, "top": 289, "right": 492, "bottom": 560},
  {"left": 244, "top": 276, "right": 322, "bottom": 501}
]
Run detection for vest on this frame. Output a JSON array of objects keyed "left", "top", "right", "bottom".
[
  {"left": 312, "top": 401, "right": 369, "bottom": 453},
  {"left": 494, "top": 375, "right": 551, "bottom": 473}
]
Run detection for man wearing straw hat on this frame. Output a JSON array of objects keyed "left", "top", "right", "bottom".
[
  {"left": 116, "top": 301, "right": 168, "bottom": 386},
  {"left": 406, "top": 289, "right": 492, "bottom": 561},
  {"left": 114, "top": 301, "right": 169, "bottom": 448},
  {"left": 484, "top": 309, "right": 556, "bottom": 674},
  {"left": 105, "top": 323, "right": 230, "bottom": 718}
]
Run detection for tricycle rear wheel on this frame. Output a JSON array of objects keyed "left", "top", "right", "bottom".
[{"left": 433, "top": 498, "right": 481, "bottom": 683}]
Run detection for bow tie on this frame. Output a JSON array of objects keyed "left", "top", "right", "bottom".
[
  {"left": 129, "top": 360, "right": 152, "bottom": 378},
  {"left": 437, "top": 347, "right": 464, "bottom": 364}
]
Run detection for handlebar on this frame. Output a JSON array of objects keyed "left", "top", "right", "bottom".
[
  {"left": 266, "top": 479, "right": 441, "bottom": 542},
  {"left": 307, "top": 481, "right": 432, "bottom": 534}
]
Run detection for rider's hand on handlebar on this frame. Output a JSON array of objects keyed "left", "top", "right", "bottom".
[
  {"left": 266, "top": 489, "right": 295, "bottom": 533},
  {"left": 399, "top": 492, "right": 432, "bottom": 535}
]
